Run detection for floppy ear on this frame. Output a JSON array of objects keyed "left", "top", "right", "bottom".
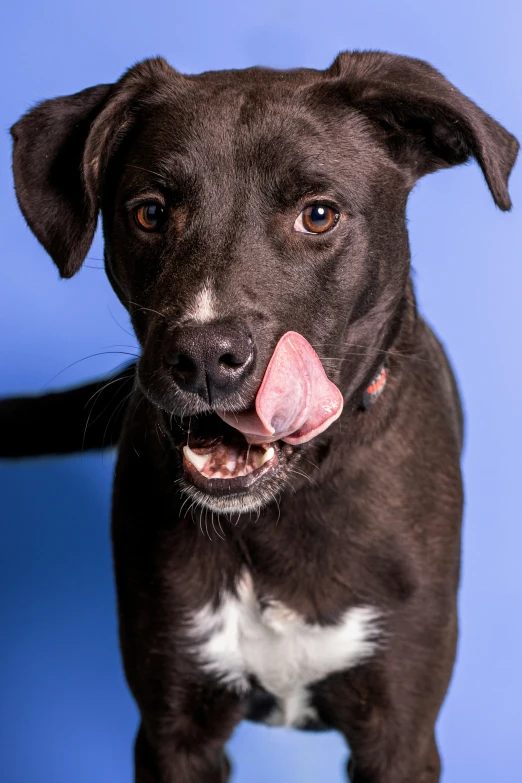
[
  {"left": 11, "top": 84, "right": 113, "bottom": 278},
  {"left": 11, "top": 57, "right": 174, "bottom": 278},
  {"left": 327, "top": 51, "right": 519, "bottom": 210}
]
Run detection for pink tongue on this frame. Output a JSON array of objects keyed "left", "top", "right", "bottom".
[{"left": 217, "top": 331, "right": 343, "bottom": 445}]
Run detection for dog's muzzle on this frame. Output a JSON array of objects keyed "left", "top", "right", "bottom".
[{"left": 167, "top": 331, "right": 345, "bottom": 511}]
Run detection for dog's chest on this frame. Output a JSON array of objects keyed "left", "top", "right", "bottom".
[{"left": 187, "top": 572, "right": 380, "bottom": 727}]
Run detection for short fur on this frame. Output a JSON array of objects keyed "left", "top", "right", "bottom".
[{"left": 1, "top": 51, "right": 518, "bottom": 782}]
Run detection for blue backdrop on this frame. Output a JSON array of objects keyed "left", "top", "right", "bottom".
[{"left": 1, "top": 2, "right": 520, "bottom": 781}]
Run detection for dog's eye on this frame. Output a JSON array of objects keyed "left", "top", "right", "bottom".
[
  {"left": 295, "top": 204, "right": 340, "bottom": 234},
  {"left": 134, "top": 202, "right": 166, "bottom": 231}
]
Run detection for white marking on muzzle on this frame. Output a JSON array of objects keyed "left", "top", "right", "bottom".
[{"left": 186, "top": 280, "right": 217, "bottom": 323}]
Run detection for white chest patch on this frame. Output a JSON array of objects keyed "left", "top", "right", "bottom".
[{"left": 187, "top": 572, "right": 380, "bottom": 727}]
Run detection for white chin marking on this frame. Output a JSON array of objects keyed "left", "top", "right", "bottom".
[
  {"left": 186, "top": 280, "right": 217, "bottom": 323},
  {"left": 186, "top": 570, "right": 381, "bottom": 728}
]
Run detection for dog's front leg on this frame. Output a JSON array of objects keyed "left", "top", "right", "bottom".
[
  {"left": 112, "top": 416, "right": 245, "bottom": 783},
  {"left": 133, "top": 706, "right": 237, "bottom": 783},
  {"left": 345, "top": 733, "right": 440, "bottom": 783},
  {"left": 316, "top": 614, "right": 456, "bottom": 783},
  {"left": 336, "top": 676, "right": 443, "bottom": 783},
  {"left": 120, "top": 597, "right": 243, "bottom": 783},
  {"left": 114, "top": 543, "right": 244, "bottom": 783}
]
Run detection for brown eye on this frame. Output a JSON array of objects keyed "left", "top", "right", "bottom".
[
  {"left": 134, "top": 202, "right": 166, "bottom": 231},
  {"left": 295, "top": 204, "right": 340, "bottom": 234}
]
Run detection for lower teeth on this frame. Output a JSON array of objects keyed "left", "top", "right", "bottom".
[{"left": 183, "top": 444, "right": 275, "bottom": 479}]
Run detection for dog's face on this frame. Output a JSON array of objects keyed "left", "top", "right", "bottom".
[
  {"left": 11, "top": 53, "right": 518, "bottom": 513},
  {"left": 103, "top": 66, "right": 412, "bottom": 513},
  {"left": 107, "top": 68, "right": 406, "bottom": 407}
]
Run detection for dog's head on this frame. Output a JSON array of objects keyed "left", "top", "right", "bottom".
[{"left": 11, "top": 51, "right": 518, "bottom": 513}]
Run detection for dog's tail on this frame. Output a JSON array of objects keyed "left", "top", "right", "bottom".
[{"left": 0, "top": 362, "right": 136, "bottom": 458}]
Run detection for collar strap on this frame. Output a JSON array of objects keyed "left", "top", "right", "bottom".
[{"left": 362, "top": 365, "right": 387, "bottom": 410}]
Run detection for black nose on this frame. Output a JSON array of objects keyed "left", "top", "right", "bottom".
[{"left": 164, "top": 323, "right": 254, "bottom": 404}]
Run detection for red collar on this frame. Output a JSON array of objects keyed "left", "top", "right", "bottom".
[{"left": 362, "top": 365, "right": 387, "bottom": 409}]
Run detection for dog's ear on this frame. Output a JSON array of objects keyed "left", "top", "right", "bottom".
[
  {"left": 11, "top": 58, "right": 174, "bottom": 278},
  {"left": 326, "top": 51, "right": 519, "bottom": 210}
]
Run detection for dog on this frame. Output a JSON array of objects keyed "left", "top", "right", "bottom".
[{"left": 1, "top": 51, "right": 518, "bottom": 782}]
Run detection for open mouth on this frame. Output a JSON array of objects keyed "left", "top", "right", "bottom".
[
  {"left": 161, "top": 412, "right": 296, "bottom": 514},
  {"left": 184, "top": 439, "right": 276, "bottom": 483},
  {"left": 179, "top": 421, "right": 292, "bottom": 500}
]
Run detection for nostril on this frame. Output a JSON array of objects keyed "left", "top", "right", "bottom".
[
  {"left": 166, "top": 353, "right": 197, "bottom": 377},
  {"left": 219, "top": 352, "right": 249, "bottom": 369}
]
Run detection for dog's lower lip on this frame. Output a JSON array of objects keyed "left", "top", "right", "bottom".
[{"left": 182, "top": 454, "right": 279, "bottom": 495}]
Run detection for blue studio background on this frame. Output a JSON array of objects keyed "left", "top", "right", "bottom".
[{"left": 1, "top": 1, "right": 521, "bottom": 781}]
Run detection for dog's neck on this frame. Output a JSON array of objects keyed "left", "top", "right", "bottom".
[
  {"left": 308, "top": 276, "right": 421, "bottom": 459},
  {"left": 345, "top": 274, "right": 418, "bottom": 410}
]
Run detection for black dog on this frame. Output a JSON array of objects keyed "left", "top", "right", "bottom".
[{"left": 2, "top": 51, "right": 518, "bottom": 782}]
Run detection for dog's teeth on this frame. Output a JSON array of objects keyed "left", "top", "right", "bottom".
[
  {"left": 183, "top": 445, "right": 209, "bottom": 472},
  {"left": 256, "top": 446, "right": 275, "bottom": 467},
  {"left": 263, "top": 446, "right": 275, "bottom": 463},
  {"left": 184, "top": 442, "right": 275, "bottom": 478}
]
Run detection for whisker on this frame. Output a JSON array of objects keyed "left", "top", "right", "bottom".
[
  {"left": 216, "top": 514, "right": 227, "bottom": 538},
  {"left": 272, "top": 493, "right": 281, "bottom": 525},
  {"left": 107, "top": 306, "right": 136, "bottom": 340},
  {"left": 212, "top": 509, "right": 226, "bottom": 541},
  {"left": 42, "top": 351, "right": 140, "bottom": 390},
  {"left": 203, "top": 506, "right": 211, "bottom": 541},
  {"left": 101, "top": 389, "right": 135, "bottom": 450},
  {"left": 127, "top": 300, "right": 167, "bottom": 320},
  {"left": 83, "top": 363, "right": 135, "bottom": 410},
  {"left": 312, "top": 343, "right": 433, "bottom": 364},
  {"left": 82, "top": 377, "right": 129, "bottom": 451},
  {"left": 187, "top": 499, "right": 198, "bottom": 526},
  {"left": 179, "top": 493, "right": 193, "bottom": 518},
  {"left": 302, "top": 457, "right": 320, "bottom": 471},
  {"left": 284, "top": 477, "right": 298, "bottom": 495},
  {"left": 289, "top": 468, "right": 317, "bottom": 487},
  {"left": 101, "top": 343, "right": 140, "bottom": 351},
  {"left": 125, "top": 163, "right": 168, "bottom": 180},
  {"left": 82, "top": 374, "right": 135, "bottom": 442}
]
